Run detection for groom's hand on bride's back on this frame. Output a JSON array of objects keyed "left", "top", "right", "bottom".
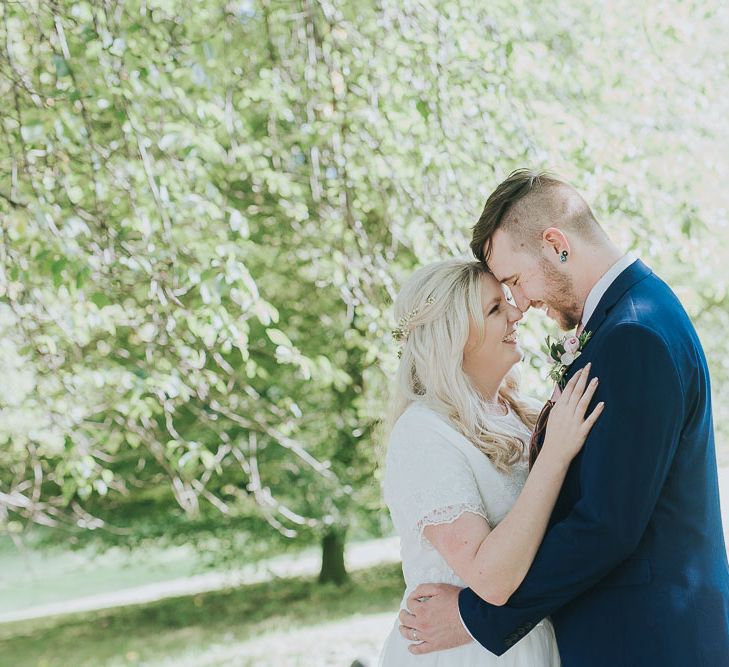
[{"left": 398, "top": 583, "right": 472, "bottom": 654}]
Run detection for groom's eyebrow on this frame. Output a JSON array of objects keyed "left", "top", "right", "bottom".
[{"left": 497, "top": 273, "right": 517, "bottom": 285}]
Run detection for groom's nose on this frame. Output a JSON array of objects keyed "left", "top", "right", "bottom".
[{"left": 511, "top": 291, "right": 531, "bottom": 313}]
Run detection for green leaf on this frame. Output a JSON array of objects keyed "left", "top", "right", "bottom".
[
  {"left": 81, "top": 26, "right": 97, "bottom": 42},
  {"left": 91, "top": 292, "right": 111, "bottom": 308},
  {"left": 53, "top": 54, "right": 71, "bottom": 77},
  {"left": 200, "top": 449, "right": 216, "bottom": 470},
  {"left": 266, "top": 328, "right": 292, "bottom": 347},
  {"left": 61, "top": 479, "right": 77, "bottom": 506},
  {"left": 76, "top": 266, "right": 91, "bottom": 288},
  {"left": 51, "top": 258, "right": 67, "bottom": 287}
]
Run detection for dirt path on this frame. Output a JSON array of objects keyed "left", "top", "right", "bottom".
[
  {"left": 148, "top": 613, "right": 395, "bottom": 667},
  {"left": 234, "top": 613, "right": 394, "bottom": 667}
]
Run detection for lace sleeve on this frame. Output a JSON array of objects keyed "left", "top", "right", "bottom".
[
  {"left": 384, "top": 410, "right": 491, "bottom": 549},
  {"left": 416, "top": 503, "right": 491, "bottom": 545}
]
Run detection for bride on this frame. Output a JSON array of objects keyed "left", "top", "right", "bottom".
[{"left": 378, "top": 258, "right": 603, "bottom": 666}]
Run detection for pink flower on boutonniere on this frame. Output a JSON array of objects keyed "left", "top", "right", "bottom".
[{"left": 544, "top": 330, "right": 593, "bottom": 388}]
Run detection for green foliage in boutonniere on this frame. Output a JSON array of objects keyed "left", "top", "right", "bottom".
[{"left": 544, "top": 330, "right": 593, "bottom": 388}]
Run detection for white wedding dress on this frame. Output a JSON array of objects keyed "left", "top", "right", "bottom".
[{"left": 378, "top": 401, "right": 560, "bottom": 666}]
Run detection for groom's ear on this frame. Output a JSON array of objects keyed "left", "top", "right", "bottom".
[{"left": 542, "top": 227, "right": 571, "bottom": 259}]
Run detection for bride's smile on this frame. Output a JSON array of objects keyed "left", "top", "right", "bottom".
[{"left": 462, "top": 274, "right": 524, "bottom": 402}]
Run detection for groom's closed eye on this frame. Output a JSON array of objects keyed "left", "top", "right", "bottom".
[{"left": 502, "top": 285, "right": 515, "bottom": 304}]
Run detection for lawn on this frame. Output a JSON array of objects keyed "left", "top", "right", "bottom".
[
  {"left": 0, "top": 539, "right": 206, "bottom": 617},
  {"left": 0, "top": 562, "right": 404, "bottom": 667}
]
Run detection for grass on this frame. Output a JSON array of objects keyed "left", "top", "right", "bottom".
[
  {"left": 0, "top": 562, "right": 404, "bottom": 667},
  {"left": 0, "top": 527, "right": 318, "bottom": 618},
  {"left": 0, "top": 540, "right": 206, "bottom": 615}
]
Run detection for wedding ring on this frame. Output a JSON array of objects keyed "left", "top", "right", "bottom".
[{"left": 411, "top": 628, "right": 418, "bottom": 641}]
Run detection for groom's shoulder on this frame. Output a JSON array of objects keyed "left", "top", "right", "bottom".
[
  {"left": 597, "top": 319, "right": 672, "bottom": 356},
  {"left": 601, "top": 272, "right": 702, "bottom": 364},
  {"left": 614, "top": 269, "right": 693, "bottom": 333}
]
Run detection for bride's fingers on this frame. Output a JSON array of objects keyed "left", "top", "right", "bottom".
[
  {"left": 569, "top": 364, "right": 591, "bottom": 407},
  {"left": 561, "top": 365, "right": 586, "bottom": 402},
  {"left": 581, "top": 401, "right": 606, "bottom": 434},
  {"left": 575, "top": 377, "right": 599, "bottom": 418}
]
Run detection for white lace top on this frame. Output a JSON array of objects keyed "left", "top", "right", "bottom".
[{"left": 384, "top": 401, "right": 531, "bottom": 598}]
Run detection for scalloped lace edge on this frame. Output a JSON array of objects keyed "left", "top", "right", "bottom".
[{"left": 416, "top": 503, "right": 491, "bottom": 549}]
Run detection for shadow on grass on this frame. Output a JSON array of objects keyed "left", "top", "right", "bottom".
[{"left": 0, "top": 562, "right": 404, "bottom": 667}]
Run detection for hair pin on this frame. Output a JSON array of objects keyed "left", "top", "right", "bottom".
[{"left": 392, "top": 295, "right": 435, "bottom": 344}]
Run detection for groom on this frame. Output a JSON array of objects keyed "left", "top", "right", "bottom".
[{"left": 398, "top": 170, "right": 729, "bottom": 665}]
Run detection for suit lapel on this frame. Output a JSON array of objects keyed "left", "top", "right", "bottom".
[
  {"left": 536, "top": 260, "right": 654, "bottom": 457},
  {"left": 557, "top": 259, "right": 653, "bottom": 392}
]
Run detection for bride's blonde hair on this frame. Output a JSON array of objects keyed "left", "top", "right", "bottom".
[{"left": 385, "top": 258, "right": 540, "bottom": 473}]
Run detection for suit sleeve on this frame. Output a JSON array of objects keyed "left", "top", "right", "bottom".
[{"left": 458, "top": 323, "right": 686, "bottom": 654}]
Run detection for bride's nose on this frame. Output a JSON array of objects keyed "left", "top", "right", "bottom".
[{"left": 508, "top": 304, "right": 524, "bottom": 323}]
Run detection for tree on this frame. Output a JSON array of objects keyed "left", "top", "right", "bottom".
[{"left": 1, "top": 0, "right": 727, "bottom": 578}]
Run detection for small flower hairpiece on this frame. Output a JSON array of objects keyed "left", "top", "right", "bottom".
[{"left": 392, "top": 295, "right": 435, "bottom": 348}]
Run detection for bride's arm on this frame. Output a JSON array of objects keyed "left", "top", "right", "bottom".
[{"left": 423, "top": 366, "right": 604, "bottom": 606}]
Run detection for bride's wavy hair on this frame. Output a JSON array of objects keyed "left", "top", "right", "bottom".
[{"left": 385, "top": 258, "right": 540, "bottom": 473}]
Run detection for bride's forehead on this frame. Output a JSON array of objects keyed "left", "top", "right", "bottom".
[{"left": 479, "top": 273, "right": 505, "bottom": 297}]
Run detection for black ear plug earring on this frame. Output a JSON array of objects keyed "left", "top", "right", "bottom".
[{"left": 560, "top": 250, "right": 568, "bottom": 263}]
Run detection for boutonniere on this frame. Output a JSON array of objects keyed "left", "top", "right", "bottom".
[{"left": 544, "top": 330, "right": 592, "bottom": 388}]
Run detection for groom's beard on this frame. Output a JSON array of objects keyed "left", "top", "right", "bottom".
[{"left": 540, "top": 259, "right": 582, "bottom": 331}]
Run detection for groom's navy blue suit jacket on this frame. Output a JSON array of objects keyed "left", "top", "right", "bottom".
[{"left": 459, "top": 260, "right": 729, "bottom": 666}]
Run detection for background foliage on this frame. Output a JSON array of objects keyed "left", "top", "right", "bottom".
[{"left": 1, "top": 0, "right": 728, "bottom": 573}]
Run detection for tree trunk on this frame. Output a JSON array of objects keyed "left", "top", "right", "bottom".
[{"left": 318, "top": 528, "right": 348, "bottom": 585}]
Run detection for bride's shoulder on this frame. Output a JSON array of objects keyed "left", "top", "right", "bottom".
[
  {"left": 392, "top": 401, "right": 442, "bottom": 427},
  {"left": 388, "top": 402, "right": 457, "bottom": 450}
]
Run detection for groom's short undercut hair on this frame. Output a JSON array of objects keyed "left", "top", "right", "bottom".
[{"left": 470, "top": 168, "right": 605, "bottom": 264}]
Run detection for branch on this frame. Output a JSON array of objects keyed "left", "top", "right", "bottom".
[
  {"left": 0, "top": 191, "right": 25, "bottom": 208},
  {"left": 209, "top": 400, "right": 338, "bottom": 482}
]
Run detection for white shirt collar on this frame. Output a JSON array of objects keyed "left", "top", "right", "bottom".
[{"left": 580, "top": 252, "right": 638, "bottom": 328}]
